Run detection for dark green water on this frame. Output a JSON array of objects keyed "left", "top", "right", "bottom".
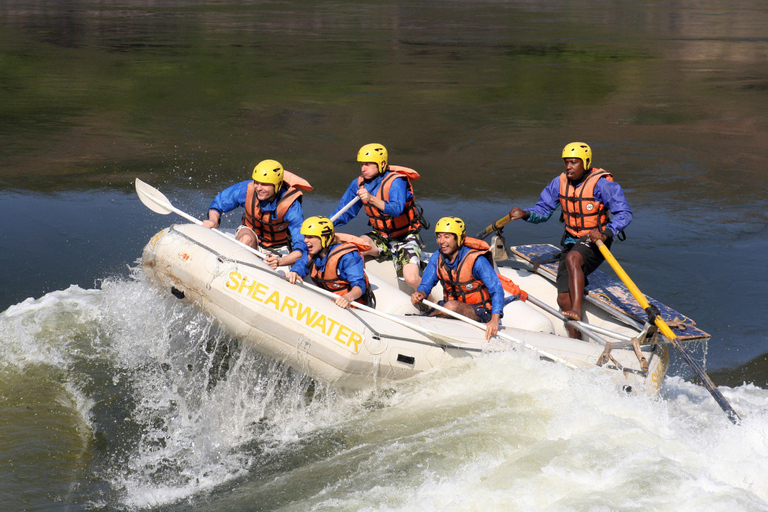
[{"left": 2, "top": 1, "right": 768, "bottom": 510}]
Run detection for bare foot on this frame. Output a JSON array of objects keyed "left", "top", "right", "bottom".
[{"left": 562, "top": 310, "right": 580, "bottom": 321}]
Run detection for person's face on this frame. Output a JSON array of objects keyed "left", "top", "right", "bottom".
[
  {"left": 360, "top": 162, "right": 380, "bottom": 180},
  {"left": 563, "top": 158, "right": 587, "bottom": 181},
  {"left": 304, "top": 235, "right": 324, "bottom": 256},
  {"left": 253, "top": 180, "right": 278, "bottom": 201},
  {"left": 436, "top": 232, "right": 460, "bottom": 258}
]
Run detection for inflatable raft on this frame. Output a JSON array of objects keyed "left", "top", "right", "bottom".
[{"left": 140, "top": 223, "right": 694, "bottom": 395}]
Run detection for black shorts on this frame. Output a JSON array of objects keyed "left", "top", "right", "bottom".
[{"left": 556, "top": 236, "right": 612, "bottom": 294}]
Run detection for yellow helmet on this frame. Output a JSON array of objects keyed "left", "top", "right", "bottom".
[
  {"left": 357, "top": 143, "right": 388, "bottom": 174},
  {"left": 562, "top": 142, "right": 592, "bottom": 170},
  {"left": 435, "top": 216, "right": 466, "bottom": 246},
  {"left": 252, "top": 159, "right": 284, "bottom": 191},
  {"left": 301, "top": 216, "right": 335, "bottom": 248}
]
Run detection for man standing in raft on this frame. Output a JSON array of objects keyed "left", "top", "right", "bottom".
[
  {"left": 203, "top": 159, "right": 312, "bottom": 269},
  {"left": 411, "top": 217, "right": 504, "bottom": 341},
  {"left": 508, "top": 142, "right": 632, "bottom": 338},
  {"left": 330, "top": 143, "right": 427, "bottom": 293},
  {"left": 286, "top": 216, "right": 374, "bottom": 309}
]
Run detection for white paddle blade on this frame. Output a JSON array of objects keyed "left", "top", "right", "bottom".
[{"left": 135, "top": 178, "right": 173, "bottom": 215}]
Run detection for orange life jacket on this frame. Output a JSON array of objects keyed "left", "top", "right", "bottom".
[
  {"left": 242, "top": 171, "right": 313, "bottom": 248},
  {"left": 357, "top": 165, "right": 423, "bottom": 240},
  {"left": 436, "top": 237, "right": 493, "bottom": 310},
  {"left": 309, "top": 234, "right": 372, "bottom": 305},
  {"left": 558, "top": 168, "right": 613, "bottom": 238}
]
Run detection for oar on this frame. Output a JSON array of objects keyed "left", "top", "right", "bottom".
[
  {"left": 135, "top": 178, "right": 466, "bottom": 349},
  {"left": 524, "top": 294, "right": 616, "bottom": 345},
  {"left": 496, "top": 272, "right": 623, "bottom": 345},
  {"left": 135, "top": 178, "right": 272, "bottom": 259},
  {"left": 308, "top": 286, "right": 467, "bottom": 348},
  {"left": 594, "top": 239, "right": 741, "bottom": 425},
  {"left": 422, "top": 299, "right": 579, "bottom": 370},
  {"left": 475, "top": 213, "right": 513, "bottom": 240},
  {"left": 329, "top": 196, "right": 360, "bottom": 223}
]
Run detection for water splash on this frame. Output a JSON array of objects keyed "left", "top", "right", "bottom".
[{"left": 2, "top": 274, "right": 768, "bottom": 511}]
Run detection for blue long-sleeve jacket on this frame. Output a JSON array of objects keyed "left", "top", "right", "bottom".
[
  {"left": 330, "top": 172, "right": 411, "bottom": 227},
  {"left": 289, "top": 243, "right": 367, "bottom": 294},
  {"left": 208, "top": 180, "right": 307, "bottom": 255},
  {"left": 418, "top": 247, "right": 505, "bottom": 316},
  {"left": 525, "top": 171, "right": 632, "bottom": 245}
]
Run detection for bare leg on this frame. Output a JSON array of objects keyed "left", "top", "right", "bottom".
[
  {"left": 561, "top": 250, "right": 586, "bottom": 339},
  {"left": 402, "top": 262, "right": 421, "bottom": 294},
  {"left": 358, "top": 235, "right": 381, "bottom": 259},
  {"left": 431, "top": 300, "right": 480, "bottom": 321},
  {"left": 236, "top": 227, "right": 259, "bottom": 249}
]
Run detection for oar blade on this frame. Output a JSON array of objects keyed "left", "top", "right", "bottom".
[{"left": 135, "top": 178, "right": 173, "bottom": 215}]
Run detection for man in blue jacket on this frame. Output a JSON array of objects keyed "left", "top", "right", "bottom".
[
  {"left": 330, "top": 143, "right": 426, "bottom": 293},
  {"left": 203, "top": 159, "right": 310, "bottom": 269},
  {"left": 508, "top": 142, "right": 632, "bottom": 338},
  {"left": 411, "top": 217, "right": 505, "bottom": 341}
]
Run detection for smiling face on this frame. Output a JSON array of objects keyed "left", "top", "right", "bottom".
[
  {"left": 436, "top": 232, "right": 460, "bottom": 259},
  {"left": 563, "top": 157, "right": 587, "bottom": 182},
  {"left": 304, "top": 235, "right": 324, "bottom": 257},
  {"left": 253, "top": 180, "right": 278, "bottom": 201},
  {"left": 360, "top": 162, "right": 380, "bottom": 180}
]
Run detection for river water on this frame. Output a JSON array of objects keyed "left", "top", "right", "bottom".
[{"left": 2, "top": 1, "right": 768, "bottom": 510}]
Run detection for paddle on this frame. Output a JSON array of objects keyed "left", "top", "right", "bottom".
[
  {"left": 523, "top": 293, "right": 616, "bottom": 345},
  {"left": 495, "top": 272, "right": 624, "bottom": 345},
  {"left": 135, "top": 178, "right": 272, "bottom": 258},
  {"left": 594, "top": 239, "right": 741, "bottom": 425},
  {"left": 475, "top": 213, "right": 513, "bottom": 240},
  {"left": 134, "top": 178, "right": 466, "bottom": 349},
  {"left": 422, "top": 299, "right": 579, "bottom": 370},
  {"left": 329, "top": 196, "right": 360, "bottom": 223}
]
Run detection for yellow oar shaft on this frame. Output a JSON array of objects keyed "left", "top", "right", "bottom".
[
  {"left": 595, "top": 240, "right": 740, "bottom": 425},
  {"left": 596, "top": 242, "right": 678, "bottom": 341},
  {"left": 476, "top": 214, "right": 512, "bottom": 239}
]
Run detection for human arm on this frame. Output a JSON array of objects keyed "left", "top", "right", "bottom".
[
  {"left": 331, "top": 179, "right": 365, "bottom": 227},
  {"left": 335, "top": 286, "right": 363, "bottom": 309},
  {"left": 204, "top": 180, "right": 250, "bottom": 227},
  {"left": 413, "top": 252, "right": 440, "bottom": 302},
  {"left": 471, "top": 256, "right": 505, "bottom": 340},
  {"left": 335, "top": 251, "right": 367, "bottom": 308},
  {"left": 266, "top": 201, "right": 307, "bottom": 269},
  {"left": 203, "top": 210, "right": 221, "bottom": 229},
  {"left": 356, "top": 173, "right": 408, "bottom": 217},
  {"left": 266, "top": 250, "right": 302, "bottom": 270},
  {"left": 485, "top": 314, "right": 501, "bottom": 341},
  {"left": 473, "top": 256, "right": 506, "bottom": 317},
  {"left": 509, "top": 177, "right": 561, "bottom": 224},
  {"left": 594, "top": 178, "right": 633, "bottom": 239},
  {"left": 288, "top": 252, "right": 311, "bottom": 281},
  {"left": 285, "top": 271, "right": 303, "bottom": 284}
]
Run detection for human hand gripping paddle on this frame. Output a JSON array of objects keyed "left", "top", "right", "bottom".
[
  {"left": 475, "top": 213, "right": 514, "bottom": 240},
  {"left": 134, "top": 179, "right": 467, "bottom": 349},
  {"left": 594, "top": 239, "right": 741, "bottom": 425}
]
